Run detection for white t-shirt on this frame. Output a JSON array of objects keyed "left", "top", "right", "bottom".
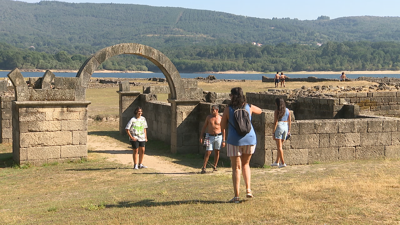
[{"left": 125, "top": 116, "right": 148, "bottom": 141}]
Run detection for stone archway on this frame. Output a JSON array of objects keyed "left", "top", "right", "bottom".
[
  {"left": 76, "top": 43, "right": 184, "bottom": 100},
  {"left": 77, "top": 43, "right": 202, "bottom": 154}
]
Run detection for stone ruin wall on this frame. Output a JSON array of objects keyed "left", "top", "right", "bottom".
[
  {"left": 252, "top": 112, "right": 400, "bottom": 166},
  {"left": 13, "top": 102, "right": 89, "bottom": 165},
  {"left": 5, "top": 69, "right": 90, "bottom": 165}
]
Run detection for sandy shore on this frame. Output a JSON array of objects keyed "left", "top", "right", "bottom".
[{"left": 3, "top": 69, "right": 400, "bottom": 75}]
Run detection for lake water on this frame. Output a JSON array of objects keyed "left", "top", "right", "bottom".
[{"left": 1, "top": 71, "right": 400, "bottom": 80}]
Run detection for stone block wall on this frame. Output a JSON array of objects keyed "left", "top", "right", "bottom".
[
  {"left": 267, "top": 117, "right": 400, "bottom": 165},
  {"left": 295, "top": 97, "right": 337, "bottom": 119},
  {"left": 0, "top": 95, "right": 15, "bottom": 143},
  {"left": 170, "top": 101, "right": 200, "bottom": 153},
  {"left": 143, "top": 85, "right": 170, "bottom": 94},
  {"left": 246, "top": 92, "right": 288, "bottom": 110},
  {"left": 336, "top": 91, "right": 400, "bottom": 117},
  {"left": 12, "top": 101, "right": 90, "bottom": 165},
  {"left": 246, "top": 93, "right": 359, "bottom": 120},
  {"left": 141, "top": 100, "right": 171, "bottom": 144}
]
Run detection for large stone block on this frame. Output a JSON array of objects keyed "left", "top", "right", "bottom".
[
  {"left": 54, "top": 77, "right": 80, "bottom": 89},
  {"left": 330, "top": 133, "right": 360, "bottom": 147},
  {"left": 290, "top": 122, "right": 300, "bottom": 135},
  {"left": 72, "top": 131, "right": 87, "bottom": 145},
  {"left": 319, "top": 134, "right": 330, "bottom": 148},
  {"left": 289, "top": 134, "right": 319, "bottom": 149},
  {"left": 29, "top": 89, "right": 76, "bottom": 101},
  {"left": 309, "top": 147, "right": 339, "bottom": 163},
  {"left": 20, "top": 131, "right": 72, "bottom": 148},
  {"left": 315, "top": 120, "right": 338, "bottom": 133},
  {"left": 61, "top": 120, "right": 87, "bottom": 131},
  {"left": 1, "top": 128, "right": 12, "bottom": 139},
  {"left": 383, "top": 120, "right": 398, "bottom": 132},
  {"left": 27, "top": 146, "right": 61, "bottom": 160},
  {"left": 338, "top": 147, "right": 355, "bottom": 160},
  {"left": 356, "top": 146, "right": 385, "bottom": 159},
  {"left": 53, "top": 111, "right": 85, "bottom": 121},
  {"left": 373, "top": 92, "right": 397, "bottom": 97},
  {"left": 61, "top": 145, "right": 87, "bottom": 158},
  {"left": 385, "top": 145, "right": 400, "bottom": 158},
  {"left": 28, "top": 121, "right": 61, "bottom": 132},
  {"left": 338, "top": 120, "right": 367, "bottom": 133},
  {"left": 392, "top": 132, "right": 400, "bottom": 145},
  {"left": 360, "top": 132, "right": 391, "bottom": 146},
  {"left": 19, "top": 112, "right": 46, "bottom": 122},
  {"left": 298, "top": 121, "right": 316, "bottom": 134},
  {"left": 251, "top": 147, "right": 272, "bottom": 167},
  {"left": 278, "top": 148, "right": 308, "bottom": 165}
]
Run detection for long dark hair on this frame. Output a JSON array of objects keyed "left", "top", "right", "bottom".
[
  {"left": 229, "top": 87, "right": 246, "bottom": 108},
  {"left": 275, "top": 98, "right": 286, "bottom": 120}
]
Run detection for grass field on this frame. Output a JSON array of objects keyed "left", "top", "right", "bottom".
[{"left": 1, "top": 124, "right": 400, "bottom": 224}]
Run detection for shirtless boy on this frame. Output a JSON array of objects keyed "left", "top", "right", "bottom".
[
  {"left": 199, "top": 105, "right": 226, "bottom": 174},
  {"left": 274, "top": 72, "right": 280, "bottom": 88}
]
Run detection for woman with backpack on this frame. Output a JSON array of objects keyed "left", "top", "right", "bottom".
[
  {"left": 271, "top": 98, "right": 291, "bottom": 168},
  {"left": 221, "top": 87, "right": 262, "bottom": 203}
]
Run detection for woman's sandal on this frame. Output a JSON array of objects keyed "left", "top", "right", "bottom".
[
  {"left": 212, "top": 165, "right": 218, "bottom": 172},
  {"left": 246, "top": 189, "right": 253, "bottom": 198},
  {"left": 228, "top": 196, "right": 240, "bottom": 203}
]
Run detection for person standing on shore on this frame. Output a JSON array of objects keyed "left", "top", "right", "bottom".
[
  {"left": 280, "top": 72, "right": 287, "bottom": 87},
  {"left": 221, "top": 87, "right": 262, "bottom": 203},
  {"left": 271, "top": 98, "right": 291, "bottom": 168},
  {"left": 199, "top": 105, "right": 226, "bottom": 174},
  {"left": 125, "top": 107, "right": 148, "bottom": 170},
  {"left": 340, "top": 72, "right": 347, "bottom": 81},
  {"left": 274, "top": 72, "right": 280, "bottom": 88}
]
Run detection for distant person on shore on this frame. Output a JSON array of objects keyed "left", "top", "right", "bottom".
[
  {"left": 274, "top": 72, "right": 280, "bottom": 88},
  {"left": 221, "top": 87, "right": 262, "bottom": 203},
  {"left": 125, "top": 106, "right": 148, "bottom": 170},
  {"left": 271, "top": 98, "right": 291, "bottom": 168},
  {"left": 280, "top": 72, "right": 287, "bottom": 87},
  {"left": 199, "top": 105, "right": 226, "bottom": 174},
  {"left": 340, "top": 72, "right": 346, "bottom": 81}
]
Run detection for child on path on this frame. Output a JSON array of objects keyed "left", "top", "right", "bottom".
[{"left": 125, "top": 106, "right": 148, "bottom": 169}]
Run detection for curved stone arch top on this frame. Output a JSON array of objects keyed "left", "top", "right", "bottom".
[{"left": 76, "top": 43, "right": 182, "bottom": 100}]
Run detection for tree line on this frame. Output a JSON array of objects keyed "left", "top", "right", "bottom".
[{"left": 1, "top": 41, "right": 400, "bottom": 72}]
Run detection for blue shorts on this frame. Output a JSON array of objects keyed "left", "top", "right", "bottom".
[
  {"left": 205, "top": 133, "right": 222, "bottom": 151},
  {"left": 274, "top": 122, "right": 288, "bottom": 140}
]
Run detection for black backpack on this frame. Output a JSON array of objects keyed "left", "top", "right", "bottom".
[{"left": 229, "top": 104, "right": 251, "bottom": 136}]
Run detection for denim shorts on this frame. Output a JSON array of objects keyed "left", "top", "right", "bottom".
[
  {"left": 274, "top": 122, "right": 288, "bottom": 140},
  {"left": 205, "top": 133, "right": 222, "bottom": 151}
]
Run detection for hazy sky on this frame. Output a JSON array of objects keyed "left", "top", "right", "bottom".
[{"left": 19, "top": 0, "right": 400, "bottom": 20}]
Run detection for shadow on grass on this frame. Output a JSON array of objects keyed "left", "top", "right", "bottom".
[
  {"left": 0, "top": 153, "right": 14, "bottom": 168},
  {"left": 105, "top": 199, "right": 241, "bottom": 208},
  {"left": 88, "top": 130, "right": 231, "bottom": 170},
  {"left": 65, "top": 167, "right": 133, "bottom": 171},
  {"left": 90, "top": 150, "right": 132, "bottom": 155}
]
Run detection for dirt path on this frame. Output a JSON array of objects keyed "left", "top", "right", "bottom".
[{"left": 87, "top": 135, "right": 203, "bottom": 175}]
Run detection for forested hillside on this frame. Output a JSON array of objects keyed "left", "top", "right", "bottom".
[
  {"left": 2, "top": 41, "right": 400, "bottom": 72},
  {"left": 1, "top": 0, "right": 400, "bottom": 55}
]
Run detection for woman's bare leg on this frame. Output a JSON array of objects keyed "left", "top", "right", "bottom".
[
  {"left": 230, "top": 156, "right": 241, "bottom": 197},
  {"left": 241, "top": 154, "right": 252, "bottom": 191}
]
